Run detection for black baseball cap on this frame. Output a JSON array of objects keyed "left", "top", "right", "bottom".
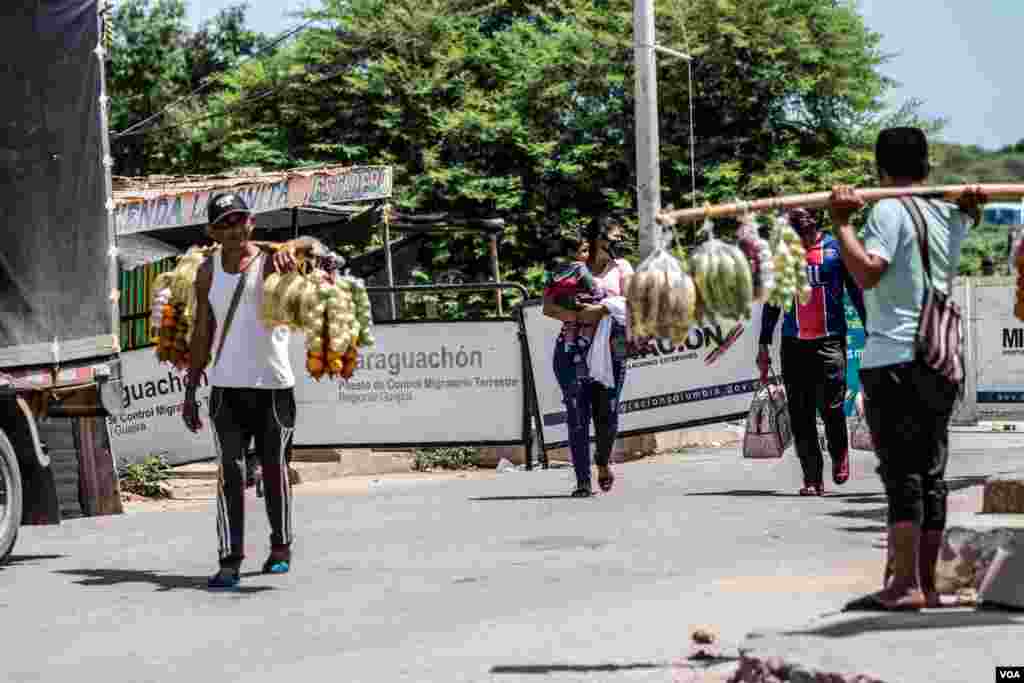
[{"left": 207, "top": 192, "right": 252, "bottom": 226}]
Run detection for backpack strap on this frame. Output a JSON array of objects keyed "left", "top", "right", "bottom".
[{"left": 899, "top": 196, "right": 935, "bottom": 289}]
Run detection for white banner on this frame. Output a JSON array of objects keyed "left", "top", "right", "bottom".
[
  {"left": 521, "top": 302, "right": 781, "bottom": 449},
  {"left": 971, "top": 278, "right": 1024, "bottom": 419},
  {"left": 292, "top": 321, "right": 525, "bottom": 446},
  {"left": 109, "top": 320, "right": 526, "bottom": 465},
  {"left": 107, "top": 348, "right": 215, "bottom": 467}
]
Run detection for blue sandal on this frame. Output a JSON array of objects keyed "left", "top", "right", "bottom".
[
  {"left": 262, "top": 556, "right": 290, "bottom": 574},
  {"left": 207, "top": 569, "right": 241, "bottom": 590}
]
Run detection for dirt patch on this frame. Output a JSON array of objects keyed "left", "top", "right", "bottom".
[
  {"left": 120, "top": 469, "right": 500, "bottom": 514},
  {"left": 296, "top": 469, "right": 499, "bottom": 496},
  {"left": 712, "top": 560, "right": 882, "bottom": 595}
]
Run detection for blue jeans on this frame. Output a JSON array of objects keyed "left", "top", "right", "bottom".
[{"left": 553, "top": 327, "right": 628, "bottom": 487}]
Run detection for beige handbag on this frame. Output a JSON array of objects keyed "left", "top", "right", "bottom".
[
  {"left": 743, "top": 373, "right": 793, "bottom": 459},
  {"left": 849, "top": 391, "right": 875, "bottom": 452}
]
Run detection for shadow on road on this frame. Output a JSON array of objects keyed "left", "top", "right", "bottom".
[
  {"left": 828, "top": 507, "right": 887, "bottom": 522},
  {"left": 783, "top": 610, "right": 1024, "bottom": 638},
  {"left": 839, "top": 524, "right": 888, "bottom": 534},
  {"left": 685, "top": 490, "right": 815, "bottom": 498},
  {"left": 55, "top": 568, "right": 274, "bottom": 594},
  {"left": 469, "top": 495, "right": 578, "bottom": 501},
  {"left": 0, "top": 554, "right": 65, "bottom": 571},
  {"left": 490, "top": 663, "right": 666, "bottom": 675},
  {"left": 831, "top": 493, "right": 887, "bottom": 504},
  {"left": 827, "top": 475, "right": 991, "bottom": 527}
]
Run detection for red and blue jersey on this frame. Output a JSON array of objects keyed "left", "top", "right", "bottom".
[{"left": 759, "top": 233, "right": 866, "bottom": 345}]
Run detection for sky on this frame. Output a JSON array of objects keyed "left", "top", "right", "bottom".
[{"left": 186, "top": 0, "right": 1023, "bottom": 151}]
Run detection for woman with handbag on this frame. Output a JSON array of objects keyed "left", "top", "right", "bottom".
[{"left": 829, "top": 127, "right": 986, "bottom": 611}]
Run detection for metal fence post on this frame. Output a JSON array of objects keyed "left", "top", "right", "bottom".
[
  {"left": 490, "top": 231, "right": 503, "bottom": 317},
  {"left": 383, "top": 209, "right": 397, "bottom": 320}
]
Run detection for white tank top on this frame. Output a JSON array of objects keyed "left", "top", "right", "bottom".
[{"left": 207, "top": 250, "right": 294, "bottom": 389}]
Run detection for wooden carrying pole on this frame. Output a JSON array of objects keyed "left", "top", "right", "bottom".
[{"left": 657, "top": 184, "right": 1024, "bottom": 227}]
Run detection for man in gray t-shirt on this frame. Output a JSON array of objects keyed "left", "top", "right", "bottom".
[
  {"left": 828, "top": 127, "right": 985, "bottom": 612},
  {"left": 859, "top": 197, "right": 970, "bottom": 370}
]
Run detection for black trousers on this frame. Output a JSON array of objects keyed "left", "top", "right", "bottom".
[
  {"left": 210, "top": 387, "right": 296, "bottom": 569},
  {"left": 780, "top": 336, "right": 848, "bottom": 486},
  {"left": 859, "top": 362, "right": 958, "bottom": 530}
]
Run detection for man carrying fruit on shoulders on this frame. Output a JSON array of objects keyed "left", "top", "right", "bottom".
[
  {"left": 182, "top": 192, "right": 301, "bottom": 590},
  {"left": 757, "top": 208, "right": 866, "bottom": 497}
]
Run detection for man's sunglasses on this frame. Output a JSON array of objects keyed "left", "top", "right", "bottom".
[{"left": 209, "top": 212, "right": 250, "bottom": 231}]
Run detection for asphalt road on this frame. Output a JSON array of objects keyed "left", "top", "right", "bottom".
[{"left": 2, "top": 435, "right": 1022, "bottom": 683}]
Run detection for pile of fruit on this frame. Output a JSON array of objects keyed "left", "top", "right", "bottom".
[
  {"left": 261, "top": 260, "right": 375, "bottom": 382},
  {"left": 766, "top": 216, "right": 811, "bottom": 308},
  {"left": 149, "top": 247, "right": 214, "bottom": 370},
  {"left": 625, "top": 244, "right": 699, "bottom": 345},
  {"left": 690, "top": 236, "right": 754, "bottom": 322},
  {"left": 624, "top": 211, "right": 820, "bottom": 340},
  {"left": 625, "top": 267, "right": 697, "bottom": 344},
  {"left": 148, "top": 240, "right": 374, "bottom": 381}
]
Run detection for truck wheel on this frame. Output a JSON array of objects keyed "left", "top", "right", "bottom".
[{"left": 0, "top": 429, "right": 23, "bottom": 564}]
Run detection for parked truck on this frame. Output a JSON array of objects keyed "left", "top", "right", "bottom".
[{"left": 1, "top": 1, "right": 122, "bottom": 562}]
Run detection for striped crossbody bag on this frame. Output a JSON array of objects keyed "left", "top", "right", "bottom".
[{"left": 899, "top": 197, "right": 965, "bottom": 387}]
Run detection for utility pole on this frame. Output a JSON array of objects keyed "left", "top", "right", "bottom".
[{"left": 634, "top": 0, "right": 662, "bottom": 261}]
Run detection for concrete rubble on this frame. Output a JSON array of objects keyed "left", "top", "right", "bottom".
[
  {"left": 726, "top": 654, "right": 885, "bottom": 683},
  {"left": 936, "top": 515, "right": 1024, "bottom": 594}
]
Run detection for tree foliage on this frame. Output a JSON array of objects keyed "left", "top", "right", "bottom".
[
  {"left": 110, "top": 0, "right": 961, "bottom": 300},
  {"left": 108, "top": 0, "right": 267, "bottom": 176},
  {"left": 929, "top": 141, "right": 1024, "bottom": 276},
  {"left": 931, "top": 141, "right": 1024, "bottom": 185}
]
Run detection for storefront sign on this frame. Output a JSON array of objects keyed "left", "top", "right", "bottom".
[
  {"left": 114, "top": 166, "right": 393, "bottom": 235},
  {"left": 288, "top": 166, "right": 393, "bottom": 207}
]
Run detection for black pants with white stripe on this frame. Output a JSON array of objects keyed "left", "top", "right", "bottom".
[{"left": 210, "top": 387, "right": 296, "bottom": 569}]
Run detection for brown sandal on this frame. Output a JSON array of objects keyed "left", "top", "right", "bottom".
[{"left": 843, "top": 589, "right": 925, "bottom": 612}]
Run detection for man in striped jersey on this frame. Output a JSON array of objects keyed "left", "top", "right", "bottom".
[{"left": 758, "top": 209, "right": 866, "bottom": 496}]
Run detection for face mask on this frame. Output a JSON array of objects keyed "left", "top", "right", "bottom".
[{"left": 606, "top": 239, "right": 624, "bottom": 259}]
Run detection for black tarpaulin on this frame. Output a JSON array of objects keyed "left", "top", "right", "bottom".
[{"left": 0, "top": 1, "right": 113, "bottom": 367}]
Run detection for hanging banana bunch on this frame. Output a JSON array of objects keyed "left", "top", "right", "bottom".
[
  {"left": 766, "top": 215, "right": 811, "bottom": 309},
  {"left": 149, "top": 246, "right": 214, "bottom": 370},
  {"left": 149, "top": 239, "right": 375, "bottom": 380},
  {"left": 299, "top": 271, "right": 355, "bottom": 381},
  {"left": 259, "top": 241, "right": 375, "bottom": 381}
]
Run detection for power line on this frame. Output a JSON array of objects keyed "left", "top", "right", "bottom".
[
  {"left": 111, "top": 17, "right": 320, "bottom": 139},
  {"left": 111, "top": 62, "right": 351, "bottom": 140}
]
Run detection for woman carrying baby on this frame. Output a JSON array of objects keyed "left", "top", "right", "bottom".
[{"left": 542, "top": 214, "right": 634, "bottom": 497}]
